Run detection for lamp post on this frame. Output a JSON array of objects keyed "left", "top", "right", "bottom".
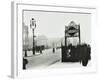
[{"left": 30, "top": 18, "right": 36, "bottom": 55}]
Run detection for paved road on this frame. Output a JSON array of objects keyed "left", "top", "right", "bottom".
[
  {"left": 25, "top": 48, "right": 61, "bottom": 69},
  {"left": 47, "top": 60, "right": 91, "bottom": 69},
  {"left": 24, "top": 48, "right": 91, "bottom": 69}
]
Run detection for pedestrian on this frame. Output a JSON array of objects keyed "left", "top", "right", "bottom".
[
  {"left": 53, "top": 48, "right": 55, "bottom": 53},
  {"left": 23, "top": 58, "right": 28, "bottom": 69}
]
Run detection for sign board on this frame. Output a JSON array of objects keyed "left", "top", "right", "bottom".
[
  {"left": 65, "top": 21, "right": 81, "bottom": 46},
  {"left": 65, "top": 21, "right": 79, "bottom": 37}
]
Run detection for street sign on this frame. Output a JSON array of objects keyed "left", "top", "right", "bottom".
[{"left": 67, "top": 27, "right": 78, "bottom": 36}]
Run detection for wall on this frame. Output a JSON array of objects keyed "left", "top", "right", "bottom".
[{"left": 0, "top": 0, "right": 100, "bottom": 80}]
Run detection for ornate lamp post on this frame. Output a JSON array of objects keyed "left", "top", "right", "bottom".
[{"left": 30, "top": 18, "right": 36, "bottom": 55}]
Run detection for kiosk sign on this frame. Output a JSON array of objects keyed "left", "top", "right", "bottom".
[{"left": 65, "top": 21, "right": 80, "bottom": 37}]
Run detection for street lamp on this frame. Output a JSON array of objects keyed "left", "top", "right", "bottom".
[{"left": 30, "top": 18, "right": 36, "bottom": 55}]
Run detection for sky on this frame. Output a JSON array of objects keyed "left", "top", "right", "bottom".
[{"left": 23, "top": 10, "right": 91, "bottom": 44}]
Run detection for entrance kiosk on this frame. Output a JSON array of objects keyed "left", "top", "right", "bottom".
[{"left": 62, "top": 21, "right": 91, "bottom": 66}]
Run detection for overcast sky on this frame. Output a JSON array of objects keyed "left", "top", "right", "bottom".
[{"left": 23, "top": 10, "right": 91, "bottom": 44}]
